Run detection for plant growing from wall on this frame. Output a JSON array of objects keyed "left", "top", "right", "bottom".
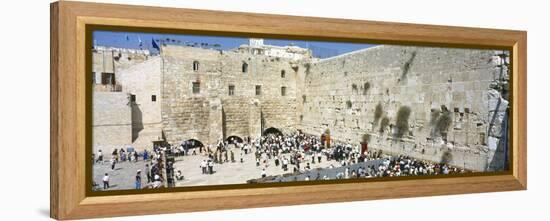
[
  {"left": 346, "top": 100, "right": 352, "bottom": 109},
  {"left": 363, "top": 82, "right": 371, "bottom": 95},
  {"left": 434, "top": 110, "right": 452, "bottom": 136},
  {"left": 304, "top": 63, "right": 311, "bottom": 75},
  {"left": 401, "top": 51, "right": 417, "bottom": 79},
  {"left": 430, "top": 108, "right": 441, "bottom": 125},
  {"left": 362, "top": 133, "right": 371, "bottom": 143},
  {"left": 379, "top": 117, "right": 389, "bottom": 133},
  {"left": 374, "top": 103, "right": 383, "bottom": 123},
  {"left": 395, "top": 106, "right": 411, "bottom": 138},
  {"left": 440, "top": 150, "right": 453, "bottom": 164}
]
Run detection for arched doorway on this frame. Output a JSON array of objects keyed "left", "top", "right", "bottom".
[
  {"left": 182, "top": 139, "right": 204, "bottom": 149},
  {"left": 226, "top": 136, "right": 244, "bottom": 144},
  {"left": 262, "top": 127, "right": 283, "bottom": 136}
]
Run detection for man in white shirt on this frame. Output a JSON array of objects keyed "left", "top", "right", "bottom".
[
  {"left": 97, "top": 149, "right": 103, "bottom": 164},
  {"left": 102, "top": 173, "right": 110, "bottom": 189},
  {"left": 200, "top": 160, "right": 207, "bottom": 174}
]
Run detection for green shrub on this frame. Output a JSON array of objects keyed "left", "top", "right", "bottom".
[
  {"left": 441, "top": 151, "right": 453, "bottom": 164},
  {"left": 363, "top": 82, "right": 371, "bottom": 95},
  {"left": 395, "top": 106, "right": 411, "bottom": 137},
  {"left": 374, "top": 103, "right": 383, "bottom": 123},
  {"left": 351, "top": 84, "right": 358, "bottom": 94},
  {"left": 362, "top": 134, "right": 371, "bottom": 143},
  {"left": 379, "top": 117, "right": 389, "bottom": 133},
  {"left": 401, "top": 51, "right": 417, "bottom": 79},
  {"left": 430, "top": 108, "right": 440, "bottom": 125},
  {"left": 435, "top": 111, "right": 452, "bottom": 136},
  {"left": 304, "top": 63, "right": 311, "bottom": 75}
]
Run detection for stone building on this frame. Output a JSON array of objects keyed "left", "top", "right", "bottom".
[{"left": 92, "top": 39, "right": 509, "bottom": 171}]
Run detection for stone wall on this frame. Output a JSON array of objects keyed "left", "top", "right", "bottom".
[
  {"left": 116, "top": 57, "right": 163, "bottom": 149},
  {"left": 160, "top": 46, "right": 222, "bottom": 146},
  {"left": 160, "top": 45, "right": 299, "bottom": 145},
  {"left": 93, "top": 43, "right": 510, "bottom": 171},
  {"left": 92, "top": 92, "right": 133, "bottom": 154},
  {"left": 299, "top": 45, "right": 509, "bottom": 171}
]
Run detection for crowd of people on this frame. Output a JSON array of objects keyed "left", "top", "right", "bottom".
[
  {"left": 94, "top": 130, "right": 468, "bottom": 190},
  {"left": 94, "top": 145, "right": 183, "bottom": 190},
  {"left": 289, "top": 152, "right": 467, "bottom": 182},
  {"left": 251, "top": 130, "right": 371, "bottom": 177},
  {"left": 248, "top": 130, "right": 467, "bottom": 181}
]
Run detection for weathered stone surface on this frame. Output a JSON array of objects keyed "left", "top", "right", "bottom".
[
  {"left": 298, "top": 46, "right": 509, "bottom": 171},
  {"left": 92, "top": 92, "right": 133, "bottom": 153},
  {"left": 93, "top": 43, "right": 510, "bottom": 171}
]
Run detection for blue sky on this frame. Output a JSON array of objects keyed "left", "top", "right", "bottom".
[{"left": 93, "top": 31, "right": 376, "bottom": 58}]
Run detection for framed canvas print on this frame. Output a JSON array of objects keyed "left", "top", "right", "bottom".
[{"left": 50, "top": 1, "right": 527, "bottom": 220}]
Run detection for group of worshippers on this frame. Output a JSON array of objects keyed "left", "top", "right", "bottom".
[
  {"left": 93, "top": 147, "right": 152, "bottom": 170},
  {"left": 248, "top": 130, "right": 467, "bottom": 181},
  {"left": 252, "top": 130, "right": 368, "bottom": 175},
  {"left": 196, "top": 137, "right": 252, "bottom": 175},
  {"left": 367, "top": 154, "right": 466, "bottom": 178},
  {"left": 95, "top": 145, "right": 173, "bottom": 190},
  {"left": 95, "top": 130, "right": 468, "bottom": 190}
]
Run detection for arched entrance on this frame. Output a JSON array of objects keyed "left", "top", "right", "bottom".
[
  {"left": 262, "top": 127, "right": 283, "bottom": 136},
  {"left": 182, "top": 139, "right": 204, "bottom": 149},
  {"left": 226, "top": 136, "right": 244, "bottom": 144}
]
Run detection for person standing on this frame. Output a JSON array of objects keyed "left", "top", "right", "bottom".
[
  {"left": 143, "top": 149, "right": 149, "bottom": 161},
  {"left": 200, "top": 160, "right": 207, "bottom": 174},
  {"left": 120, "top": 148, "right": 126, "bottom": 161},
  {"left": 102, "top": 173, "right": 110, "bottom": 189},
  {"left": 112, "top": 148, "right": 118, "bottom": 163},
  {"left": 110, "top": 157, "right": 116, "bottom": 170},
  {"left": 145, "top": 164, "right": 152, "bottom": 183},
  {"left": 97, "top": 149, "right": 103, "bottom": 164},
  {"left": 135, "top": 170, "right": 142, "bottom": 189},
  {"left": 208, "top": 160, "right": 214, "bottom": 174},
  {"left": 261, "top": 168, "right": 267, "bottom": 178}
]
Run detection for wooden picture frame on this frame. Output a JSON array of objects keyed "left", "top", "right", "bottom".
[{"left": 50, "top": 1, "right": 527, "bottom": 220}]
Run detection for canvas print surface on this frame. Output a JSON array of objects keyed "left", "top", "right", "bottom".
[{"left": 91, "top": 30, "right": 510, "bottom": 192}]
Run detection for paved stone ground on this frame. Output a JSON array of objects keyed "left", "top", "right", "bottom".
[
  {"left": 173, "top": 147, "right": 339, "bottom": 187},
  {"left": 93, "top": 147, "right": 366, "bottom": 190},
  {"left": 266, "top": 159, "right": 384, "bottom": 182},
  {"left": 93, "top": 160, "right": 151, "bottom": 191}
]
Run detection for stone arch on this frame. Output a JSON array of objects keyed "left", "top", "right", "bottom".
[
  {"left": 182, "top": 139, "right": 204, "bottom": 148},
  {"left": 262, "top": 127, "right": 283, "bottom": 136},
  {"left": 226, "top": 135, "right": 244, "bottom": 144}
]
